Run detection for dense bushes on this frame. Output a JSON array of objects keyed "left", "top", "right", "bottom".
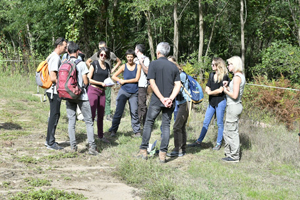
[{"left": 243, "top": 76, "right": 300, "bottom": 130}]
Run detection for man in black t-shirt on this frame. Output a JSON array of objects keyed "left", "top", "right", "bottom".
[{"left": 138, "top": 42, "right": 181, "bottom": 163}]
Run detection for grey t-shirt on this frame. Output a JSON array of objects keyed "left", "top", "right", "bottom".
[
  {"left": 46, "top": 52, "right": 61, "bottom": 94},
  {"left": 89, "top": 51, "right": 117, "bottom": 70},
  {"left": 69, "top": 57, "right": 89, "bottom": 101}
]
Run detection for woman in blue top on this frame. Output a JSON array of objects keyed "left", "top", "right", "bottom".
[
  {"left": 109, "top": 49, "right": 142, "bottom": 137},
  {"left": 188, "top": 57, "right": 230, "bottom": 150}
]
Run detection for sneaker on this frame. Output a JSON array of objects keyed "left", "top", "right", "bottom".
[
  {"left": 167, "top": 150, "right": 185, "bottom": 157},
  {"left": 187, "top": 141, "right": 202, "bottom": 147},
  {"left": 44, "top": 141, "right": 48, "bottom": 147},
  {"left": 110, "top": 131, "right": 116, "bottom": 137},
  {"left": 47, "top": 142, "right": 64, "bottom": 150},
  {"left": 222, "top": 157, "right": 239, "bottom": 163},
  {"left": 213, "top": 144, "right": 221, "bottom": 151},
  {"left": 134, "top": 132, "right": 141, "bottom": 137},
  {"left": 88, "top": 146, "right": 99, "bottom": 155},
  {"left": 106, "top": 115, "right": 112, "bottom": 121},
  {"left": 99, "top": 137, "right": 110, "bottom": 144}
]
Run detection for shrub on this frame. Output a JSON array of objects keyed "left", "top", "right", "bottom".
[{"left": 243, "top": 75, "right": 300, "bottom": 129}]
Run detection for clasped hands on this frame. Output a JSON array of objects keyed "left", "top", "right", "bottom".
[{"left": 161, "top": 97, "right": 173, "bottom": 108}]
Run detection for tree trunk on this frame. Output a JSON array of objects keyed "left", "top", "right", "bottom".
[
  {"left": 26, "top": 24, "right": 33, "bottom": 56},
  {"left": 145, "top": 11, "right": 155, "bottom": 60},
  {"left": 298, "top": 0, "right": 300, "bottom": 46},
  {"left": 198, "top": 0, "right": 203, "bottom": 63},
  {"left": 240, "top": 0, "right": 245, "bottom": 76},
  {"left": 173, "top": 1, "right": 179, "bottom": 61}
]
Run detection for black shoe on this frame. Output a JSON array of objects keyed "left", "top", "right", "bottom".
[
  {"left": 134, "top": 132, "right": 141, "bottom": 137},
  {"left": 106, "top": 115, "right": 112, "bottom": 121},
  {"left": 222, "top": 157, "right": 239, "bottom": 162},
  {"left": 167, "top": 150, "right": 185, "bottom": 157},
  {"left": 187, "top": 141, "right": 202, "bottom": 147},
  {"left": 110, "top": 131, "right": 116, "bottom": 137}
]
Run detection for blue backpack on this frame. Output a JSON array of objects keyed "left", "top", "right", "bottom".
[{"left": 182, "top": 71, "right": 204, "bottom": 104}]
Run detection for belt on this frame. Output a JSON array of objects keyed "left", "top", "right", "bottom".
[{"left": 91, "top": 84, "right": 104, "bottom": 91}]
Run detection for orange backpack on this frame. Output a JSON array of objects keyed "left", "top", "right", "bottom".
[{"left": 35, "top": 60, "right": 52, "bottom": 89}]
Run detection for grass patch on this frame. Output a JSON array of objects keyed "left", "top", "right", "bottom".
[
  {"left": 24, "top": 177, "right": 51, "bottom": 187},
  {"left": 9, "top": 188, "right": 87, "bottom": 200}
]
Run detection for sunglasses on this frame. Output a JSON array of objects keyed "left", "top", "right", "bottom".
[{"left": 100, "top": 53, "right": 107, "bottom": 58}]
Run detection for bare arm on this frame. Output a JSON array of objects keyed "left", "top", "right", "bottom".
[
  {"left": 169, "top": 81, "right": 181, "bottom": 101},
  {"left": 139, "top": 57, "right": 149, "bottom": 74},
  {"left": 206, "top": 86, "right": 224, "bottom": 96},
  {"left": 224, "top": 76, "right": 241, "bottom": 99},
  {"left": 82, "top": 74, "right": 89, "bottom": 86},
  {"left": 85, "top": 58, "right": 92, "bottom": 68},
  {"left": 149, "top": 79, "right": 165, "bottom": 103},
  {"left": 111, "top": 57, "right": 122, "bottom": 73},
  {"left": 112, "top": 64, "right": 125, "bottom": 83},
  {"left": 50, "top": 71, "right": 58, "bottom": 83}
]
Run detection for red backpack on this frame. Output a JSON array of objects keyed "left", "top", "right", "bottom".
[{"left": 57, "top": 59, "right": 82, "bottom": 100}]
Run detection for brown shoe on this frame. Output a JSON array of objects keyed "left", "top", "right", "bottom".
[
  {"left": 159, "top": 151, "right": 167, "bottom": 163},
  {"left": 137, "top": 149, "right": 148, "bottom": 160}
]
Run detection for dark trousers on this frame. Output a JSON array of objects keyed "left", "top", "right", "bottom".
[
  {"left": 140, "top": 105, "right": 174, "bottom": 152},
  {"left": 173, "top": 102, "right": 189, "bottom": 151},
  {"left": 138, "top": 87, "right": 148, "bottom": 126},
  {"left": 46, "top": 93, "right": 61, "bottom": 146}
]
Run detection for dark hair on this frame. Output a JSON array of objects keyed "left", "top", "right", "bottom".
[
  {"left": 125, "top": 49, "right": 135, "bottom": 56},
  {"left": 54, "top": 37, "right": 66, "bottom": 48},
  {"left": 99, "top": 41, "right": 106, "bottom": 46},
  {"left": 136, "top": 44, "right": 145, "bottom": 54},
  {"left": 68, "top": 41, "right": 79, "bottom": 54},
  {"left": 97, "top": 47, "right": 110, "bottom": 59}
]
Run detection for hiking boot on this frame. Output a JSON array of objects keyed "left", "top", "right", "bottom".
[
  {"left": 137, "top": 149, "right": 148, "bottom": 160},
  {"left": 222, "top": 157, "right": 239, "bottom": 163},
  {"left": 213, "top": 144, "right": 221, "bottom": 151},
  {"left": 88, "top": 146, "right": 99, "bottom": 156},
  {"left": 106, "top": 115, "right": 112, "bottom": 121},
  {"left": 159, "top": 151, "right": 167, "bottom": 163},
  {"left": 110, "top": 131, "right": 116, "bottom": 137},
  {"left": 99, "top": 137, "right": 110, "bottom": 144},
  {"left": 167, "top": 149, "right": 185, "bottom": 157},
  {"left": 187, "top": 141, "right": 202, "bottom": 147},
  {"left": 134, "top": 132, "right": 141, "bottom": 137},
  {"left": 47, "top": 142, "right": 63, "bottom": 150}
]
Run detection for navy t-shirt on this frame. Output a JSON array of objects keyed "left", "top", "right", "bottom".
[
  {"left": 121, "top": 64, "right": 138, "bottom": 94},
  {"left": 147, "top": 57, "right": 180, "bottom": 107}
]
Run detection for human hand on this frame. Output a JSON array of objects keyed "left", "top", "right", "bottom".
[
  {"left": 119, "top": 79, "right": 125, "bottom": 85},
  {"left": 138, "top": 57, "right": 144, "bottom": 64},
  {"left": 223, "top": 81, "right": 228, "bottom": 87}
]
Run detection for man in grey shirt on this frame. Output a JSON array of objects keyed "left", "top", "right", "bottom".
[
  {"left": 46, "top": 37, "right": 67, "bottom": 150},
  {"left": 86, "top": 41, "right": 122, "bottom": 121},
  {"left": 65, "top": 41, "right": 98, "bottom": 155}
]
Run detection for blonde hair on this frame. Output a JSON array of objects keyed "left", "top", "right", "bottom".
[
  {"left": 213, "top": 57, "right": 228, "bottom": 83},
  {"left": 227, "top": 56, "right": 243, "bottom": 73}
]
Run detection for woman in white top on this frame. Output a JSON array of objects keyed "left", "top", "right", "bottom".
[{"left": 222, "top": 56, "right": 246, "bottom": 162}]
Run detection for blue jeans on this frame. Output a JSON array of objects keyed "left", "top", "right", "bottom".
[
  {"left": 197, "top": 99, "right": 226, "bottom": 145},
  {"left": 140, "top": 105, "right": 174, "bottom": 152}
]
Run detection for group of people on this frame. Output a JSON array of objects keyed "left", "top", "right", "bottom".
[{"left": 44, "top": 37, "right": 245, "bottom": 162}]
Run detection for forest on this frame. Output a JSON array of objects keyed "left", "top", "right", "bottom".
[{"left": 0, "top": 0, "right": 300, "bottom": 83}]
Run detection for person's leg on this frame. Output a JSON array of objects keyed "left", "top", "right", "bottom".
[
  {"left": 105, "top": 86, "right": 112, "bottom": 119},
  {"left": 181, "top": 102, "right": 189, "bottom": 152},
  {"left": 196, "top": 105, "right": 216, "bottom": 143},
  {"left": 87, "top": 86, "right": 100, "bottom": 122},
  {"left": 109, "top": 88, "right": 129, "bottom": 133},
  {"left": 66, "top": 100, "right": 77, "bottom": 148},
  {"left": 46, "top": 93, "right": 61, "bottom": 146},
  {"left": 140, "top": 106, "right": 161, "bottom": 150},
  {"left": 173, "top": 102, "right": 187, "bottom": 151},
  {"left": 138, "top": 87, "right": 148, "bottom": 126},
  {"left": 97, "top": 89, "right": 106, "bottom": 138},
  {"left": 215, "top": 99, "right": 227, "bottom": 145},
  {"left": 128, "top": 92, "right": 141, "bottom": 134},
  {"left": 79, "top": 100, "right": 96, "bottom": 147},
  {"left": 160, "top": 107, "right": 174, "bottom": 152}
]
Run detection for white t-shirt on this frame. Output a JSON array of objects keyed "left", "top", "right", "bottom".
[
  {"left": 135, "top": 55, "right": 150, "bottom": 88},
  {"left": 46, "top": 52, "right": 61, "bottom": 94}
]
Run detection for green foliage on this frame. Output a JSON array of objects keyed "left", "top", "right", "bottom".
[
  {"left": 9, "top": 188, "right": 87, "bottom": 200},
  {"left": 24, "top": 177, "right": 51, "bottom": 187},
  {"left": 251, "top": 41, "right": 300, "bottom": 84}
]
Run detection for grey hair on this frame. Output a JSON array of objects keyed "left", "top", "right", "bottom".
[{"left": 156, "top": 42, "right": 170, "bottom": 57}]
